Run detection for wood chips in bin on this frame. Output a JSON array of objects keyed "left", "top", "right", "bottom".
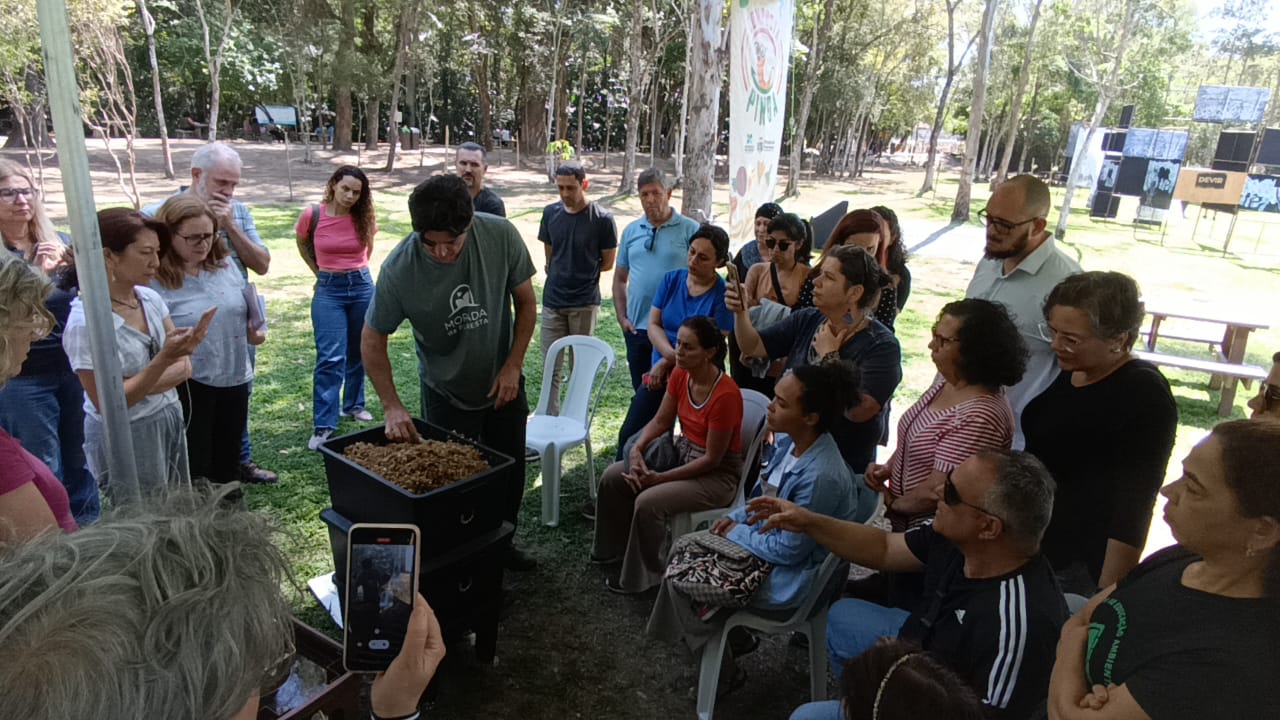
[{"left": 343, "top": 440, "right": 490, "bottom": 494}]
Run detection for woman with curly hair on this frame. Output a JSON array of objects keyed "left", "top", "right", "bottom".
[
  {"left": 817, "top": 209, "right": 909, "bottom": 330},
  {"left": 865, "top": 298, "right": 1027, "bottom": 532},
  {"left": 295, "top": 166, "right": 379, "bottom": 450}
]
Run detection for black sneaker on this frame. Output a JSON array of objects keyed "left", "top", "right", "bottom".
[
  {"left": 581, "top": 497, "right": 596, "bottom": 521},
  {"left": 524, "top": 447, "right": 540, "bottom": 462},
  {"left": 239, "top": 462, "right": 279, "bottom": 485}
]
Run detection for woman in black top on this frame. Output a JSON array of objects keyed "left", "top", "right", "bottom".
[
  {"left": 1048, "top": 420, "right": 1280, "bottom": 720},
  {"left": 1021, "top": 272, "right": 1177, "bottom": 595}
]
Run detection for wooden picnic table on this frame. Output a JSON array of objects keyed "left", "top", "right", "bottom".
[{"left": 1140, "top": 302, "right": 1271, "bottom": 416}]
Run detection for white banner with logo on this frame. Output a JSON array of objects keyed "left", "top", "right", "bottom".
[{"left": 728, "top": 0, "right": 794, "bottom": 242}]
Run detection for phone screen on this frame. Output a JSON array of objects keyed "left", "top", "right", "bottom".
[{"left": 343, "top": 523, "right": 420, "bottom": 673}]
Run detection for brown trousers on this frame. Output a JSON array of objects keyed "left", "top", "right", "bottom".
[{"left": 591, "top": 447, "right": 742, "bottom": 592}]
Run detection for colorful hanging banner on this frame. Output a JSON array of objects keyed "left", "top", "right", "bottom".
[{"left": 727, "top": 0, "right": 794, "bottom": 242}]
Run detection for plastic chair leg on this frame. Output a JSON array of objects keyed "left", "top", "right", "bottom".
[
  {"left": 539, "top": 445, "right": 562, "bottom": 527},
  {"left": 585, "top": 437, "right": 597, "bottom": 500},
  {"left": 808, "top": 611, "right": 829, "bottom": 701},
  {"left": 696, "top": 622, "right": 732, "bottom": 720}
]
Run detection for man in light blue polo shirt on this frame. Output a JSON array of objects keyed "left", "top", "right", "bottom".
[
  {"left": 966, "top": 174, "right": 1081, "bottom": 448},
  {"left": 611, "top": 167, "right": 699, "bottom": 389}
]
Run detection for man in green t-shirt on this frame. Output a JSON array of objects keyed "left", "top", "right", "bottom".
[{"left": 362, "top": 174, "right": 539, "bottom": 570}]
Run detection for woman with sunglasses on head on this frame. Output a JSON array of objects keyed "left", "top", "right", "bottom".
[
  {"left": 1247, "top": 351, "right": 1280, "bottom": 421},
  {"left": 816, "top": 209, "right": 907, "bottom": 331},
  {"left": 62, "top": 209, "right": 211, "bottom": 499},
  {"left": 296, "top": 166, "right": 378, "bottom": 451},
  {"left": 153, "top": 196, "right": 264, "bottom": 485},
  {"left": 1021, "top": 271, "right": 1177, "bottom": 596},
  {"left": 728, "top": 244, "right": 902, "bottom": 476},
  {"left": 730, "top": 212, "right": 815, "bottom": 396},
  {"left": 1048, "top": 420, "right": 1280, "bottom": 720},
  {"left": 0, "top": 160, "right": 98, "bottom": 525}
]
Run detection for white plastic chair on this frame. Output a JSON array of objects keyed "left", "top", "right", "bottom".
[
  {"left": 668, "top": 388, "right": 771, "bottom": 540},
  {"left": 529, "top": 335, "right": 616, "bottom": 527},
  {"left": 693, "top": 552, "right": 849, "bottom": 720}
]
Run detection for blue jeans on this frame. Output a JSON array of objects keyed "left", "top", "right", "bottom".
[
  {"left": 0, "top": 369, "right": 100, "bottom": 524},
  {"left": 240, "top": 346, "right": 256, "bottom": 465},
  {"left": 622, "top": 328, "right": 653, "bottom": 391},
  {"left": 789, "top": 599, "right": 910, "bottom": 720},
  {"left": 311, "top": 268, "right": 373, "bottom": 431}
]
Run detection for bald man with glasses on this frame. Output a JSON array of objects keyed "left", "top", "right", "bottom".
[{"left": 966, "top": 175, "right": 1081, "bottom": 448}]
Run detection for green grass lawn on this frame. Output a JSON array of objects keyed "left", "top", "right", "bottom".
[{"left": 235, "top": 182, "right": 1277, "bottom": 717}]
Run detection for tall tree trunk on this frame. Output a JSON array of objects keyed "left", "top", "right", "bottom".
[
  {"left": 333, "top": 0, "right": 356, "bottom": 150},
  {"left": 784, "top": 0, "right": 837, "bottom": 197},
  {"left": 1054, "top": 0, "right": 1140, "bottom": 239},
  {"left": 1016, "top": 75, "right": 1041, "bottom": 172},
  {"left": 681, "top": 0, "right": 726, "bottom": 221},
  {"left": 674, "top": 0, "right": 694, "bottom": 182},
  {"left": 995, "top": 0, "right": 1044, "bottom": 184},
  {"left": 365, "top": 97, "right": 380, "bottom": 150},
  {"left": 136, "top": 0, "right": 173, "bottom": 178},
  {"left": 385, "top": 3, "right": 418, "bottom": 172},
  {"left": 649, "top": 72, "right": 661, "bottom": 160},
  {"left": 951, "top": 0, "right": 1000, "bottom": 222},
  {"left": 620, "top": 0, "right": 649, "bottom": 193},
  {"left": 575, "top": 48, "right": 587, "bottom": 152},
  {"left": 195, "top": 0, "right": 235, "bottom": 141},
  {"left": 919, "top": 0, "right": 970, "bottom": 195}
]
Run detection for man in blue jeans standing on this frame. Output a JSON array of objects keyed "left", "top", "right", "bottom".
[
  {"left": 748, "top": 450, "right": 1068, "bottom": 720},
  {"left": 612, "top": 168, "right": 698, "bottom": 391}
]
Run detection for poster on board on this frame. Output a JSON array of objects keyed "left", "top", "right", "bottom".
[
  {"left": 1141, "top": 160, "right": 1179, "bottom": 210},
  {"left": 1240, "top": 175, "right": 1280, "bottom": 214},
  {"left": 727, "top": 0, "right": 794, "bottom": 241},
  {"left": 1173, "top": 168, "right": 1248, "bottom": 205},
  {"left": 1192, "top": 85, "right": 1271, "bottom": 124}
]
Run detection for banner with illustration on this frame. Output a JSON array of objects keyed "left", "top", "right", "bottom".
[{"left": 728, "top": 0, "right": 794, "bottom": 242}]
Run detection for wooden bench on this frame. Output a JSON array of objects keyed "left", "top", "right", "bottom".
[{"left": 1134, "top": 350, "right": 1266, "bottom": 416}]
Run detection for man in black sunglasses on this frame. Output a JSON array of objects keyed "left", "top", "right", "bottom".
[
  {"left": 966, "top": 175, "right": 1081, "bottom": 449},
  {"left": 1247, "top": 351, "right": 1280, "bottom": 421},
  {"left": 751, "top": 449, "right": 1067, "bottom": 720},
  {"left": 613, "top": 168, "right": 700, "bottom": 389}
]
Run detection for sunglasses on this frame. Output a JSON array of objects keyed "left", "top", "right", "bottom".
[
  {"left": 644, "top": 226, "right": 657, "bottom": 252},
  {"left": 1259, "top": 382, "right": 1280, "bottom": 412},
  {"left": 765, "top": 238, "right": 792, "bottom": 251},
  {"left": 943, "top": 470, "right": 1004, "bottom": 524}
]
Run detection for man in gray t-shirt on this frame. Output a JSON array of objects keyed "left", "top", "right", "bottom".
[
  {"left": 536, "top": 162, "right": 617, "bottom": 414},
  {"left": 363, "top": 174, "right": 539, "bottom": 570}
]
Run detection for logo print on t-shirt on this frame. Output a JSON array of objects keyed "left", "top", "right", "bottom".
[
  {"left": 449, "top": 284, "right": 479, "bottom": 315},
  {"left": 954, "top": 609, "right": 966, "bottom": 624}
]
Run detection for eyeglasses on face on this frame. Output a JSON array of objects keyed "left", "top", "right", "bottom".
[
  {"left": 943, "top": 470, "right": 1005, "bottom": 524},
  {"left": 930, "top": 325, "right": 960, "bottom": 347},
  {"left": 765, "top": 237, "right": 792, "bottom": 251},
  {"left": 976, "top": 208, "right": 1036, "bottom": 233},
  {"left": 176, "top": 232, "right": 216, "bottom": 245},
  {"left": 1036, "top": 322, "right": 1082, "bottom": 352},
  {"left": 0, "top": 187, "right": 38, "bottom": 203}
]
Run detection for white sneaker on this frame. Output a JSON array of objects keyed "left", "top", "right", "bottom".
[
  {"left": 344, "top": 408, "right": 375, "bottom": 422},
  {"left": 308, "top": 429, "right": 334, "bottom": 451}
]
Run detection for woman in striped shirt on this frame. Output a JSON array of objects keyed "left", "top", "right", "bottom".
[{"left": 866, "top": 298, "right": 1027, "bottom": 531}]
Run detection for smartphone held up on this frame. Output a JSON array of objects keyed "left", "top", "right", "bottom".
[{"left": 343, "top": 523, "right": 421, "bottom": 673}]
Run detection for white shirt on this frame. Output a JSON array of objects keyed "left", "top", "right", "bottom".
[
  {"left": 152, "top": 260, "right": 253, "bottom": 387},
  {"left": 966, "top": 237, "right": 1081, "bottom": 448},
  {"left": 63, "top": 286, "right": 181, "bottom": 423}
]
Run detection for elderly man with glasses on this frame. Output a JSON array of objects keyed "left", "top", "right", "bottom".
[
  {"left": 613, "top": 167, "right": 700, "bottom": 390},
  {"left": 966, "top": 174, "right": 1081, "bottom": 449},
  {"left": 750, "top": 449, "right": 1068, "bottom": 720},
  {"left": 361, "top": 174, "right": 539, "bottom": 571}
]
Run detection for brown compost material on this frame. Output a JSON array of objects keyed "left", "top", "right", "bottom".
[{"left": 342, "top": 439, "right": 490, "bottom": 493}]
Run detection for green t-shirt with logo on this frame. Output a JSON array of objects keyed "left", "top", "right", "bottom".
[{"left": 366, "top": 214, "right": 536, "bottom": 410}]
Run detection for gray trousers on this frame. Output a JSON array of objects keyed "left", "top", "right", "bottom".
[
  {"left": 84, "top": 402, "right": 191, "bottom": 502},
  {"left": 591, "top": 448, "right": 742, "bottom": 593}
]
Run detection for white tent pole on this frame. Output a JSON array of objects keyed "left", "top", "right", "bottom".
[{"left": 36, "top": 0, "right": 141, "bottom": 502}]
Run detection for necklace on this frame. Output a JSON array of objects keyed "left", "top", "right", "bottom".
[{"left": 111, "top": 295, "right": 140, "bottom": 310}]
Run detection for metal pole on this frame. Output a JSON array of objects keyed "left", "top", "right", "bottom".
[
  {"left": 1223, "top": 122, "right": 1267, "bottom": 256},
  {"left": 36, "top": 0, "right": 141, "bottom": 501}
]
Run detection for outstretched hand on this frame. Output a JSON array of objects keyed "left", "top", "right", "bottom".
[{"left": 745, "top": 496, "right": 810, "bottom": 533}]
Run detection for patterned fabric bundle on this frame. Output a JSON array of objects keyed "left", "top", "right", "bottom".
[{"left": 665, "top": 530, "right": 772, "bottom": 607}]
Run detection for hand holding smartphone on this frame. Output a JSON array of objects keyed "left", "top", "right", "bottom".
[
  {"left": 343, "top": 523, "right": 422, "bottom": 673},
  {"left": 724, "top": 264, "right": 745, "bottom": 312}
]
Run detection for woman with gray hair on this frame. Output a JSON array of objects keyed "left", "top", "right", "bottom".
[
  {"left": 0, "top": 255, "right": 77, "bottom": 542},
  {"left": 1021, "top": 270, "right": 1177, "bottom": 595},
  {"left": 0, "top": 486, "right": 445, "bottom": 720},
  {"left": 0, "top": 159, "right": 98, "bottom": 525}
]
